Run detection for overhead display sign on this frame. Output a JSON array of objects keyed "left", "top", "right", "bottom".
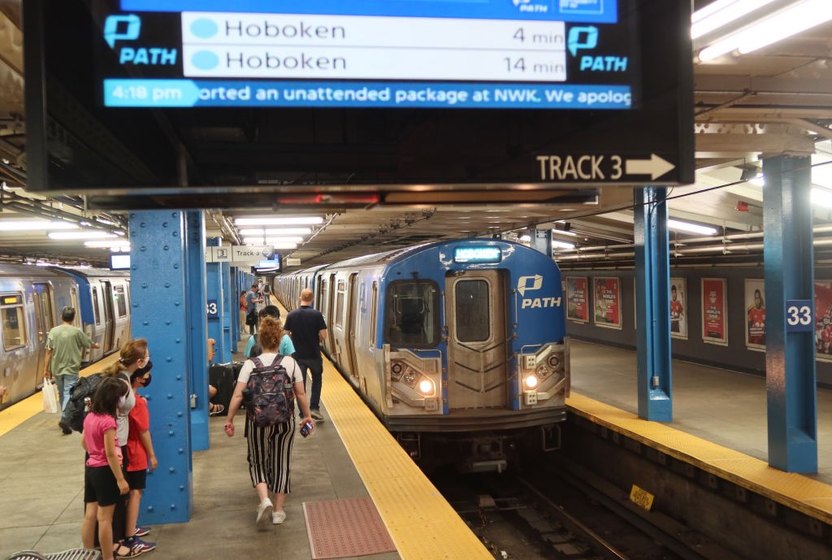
[{"left": 23, "top": 0, "right": 694, "bottom": 201}]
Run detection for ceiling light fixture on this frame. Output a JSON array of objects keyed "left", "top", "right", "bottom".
[
  {"left": 667, "top": 219, "right": 719, "bottom": 236},
  {"left": 238, "top": 227, "right": 312, "bottom": 237},
  {"left": 48, "top": 231, "right": 118, "bottom": 240},
  {"left": 811, "top": 187, "right": 832, "bottom": 208},
  {"left": 691, "top": 0, "right": 778, "bottom": 39},
  {"left": 698, "top": 0, "right": 832, "bottom": 61},
  {"left": 552, "top": 240, "right": 576, "bottom": 250},
  {"left": 84, "top": 240, "right": 131, "bottom": 249},
  {"left": 0, "top": 220, "right": 79, "bottom": 232},
  {"left": 235, "top": 216, "right": 323, "bottom": 226}
]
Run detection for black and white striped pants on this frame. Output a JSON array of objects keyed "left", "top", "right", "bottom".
[{"left": 245, "top": 415, "right": 296, "bottom": 494}]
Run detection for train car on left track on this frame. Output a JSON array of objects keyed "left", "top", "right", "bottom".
[{"left": 0, "top": 265, "right": 130, "bottom": 409}]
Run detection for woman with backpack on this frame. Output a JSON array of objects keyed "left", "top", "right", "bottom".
[{"left": 224, "top": 316, "right": 315, "bottom": 529}]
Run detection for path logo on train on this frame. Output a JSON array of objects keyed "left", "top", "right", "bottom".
[
  {"left": 103, "top": 14, "right": 178, "bottom": 66},
  {"left": 518, "top": 275, "right": 562, "bottom": 309}
]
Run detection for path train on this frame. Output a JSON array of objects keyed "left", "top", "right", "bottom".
[
  {"left": 0, "top": 264, "right": 131, "bottom": 409},
  {"left": 275, "top": 239, "right": 569, "bottom": 471}
]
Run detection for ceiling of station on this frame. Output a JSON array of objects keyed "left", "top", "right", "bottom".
[{"left": 1, "top": 1, "right": 832, "bottom": 269}]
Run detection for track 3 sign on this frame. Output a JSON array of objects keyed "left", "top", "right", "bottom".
[{"left": 536, "top": 153, "right": 675, "bottom": 183}]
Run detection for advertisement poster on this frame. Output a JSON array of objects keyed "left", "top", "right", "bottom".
[
  {"left": 702, "top": 278, "right": 727, "bottom": 345},
  {"left": 566, "top": 277, "right": 589, "bottom": 323},
  {"left": 815, "top": 281, "right": 832, "bottom": 362},
  {"left": 594, "top": 277, "right": 622, "bottom": 330},
  {"left": 745, "top": 279, "right": 766, "bottom": 350},
  {"left": 669, "top": 277, "right": 687, "bottom": 339}
]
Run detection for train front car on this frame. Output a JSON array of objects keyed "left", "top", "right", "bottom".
[{"left": 379, "top": 239, "right": 569, "bottom": 472}]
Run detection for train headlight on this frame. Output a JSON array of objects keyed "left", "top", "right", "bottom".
[
  {"left": 524, "top": 375, "right": 539, "bottom": 389},
  {"left": 418, "top": 378, "right": 435, "bottom": 396},
  {"left": 547, "top": 354, "right": 561, "bottom": 370},
  {"left": 391, "top": 362, "right": 404, "bottom": 380}
]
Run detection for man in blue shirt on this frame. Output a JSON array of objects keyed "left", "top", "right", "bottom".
[{"left": 283, "top": 289, "right": 327, "bottom": 421}]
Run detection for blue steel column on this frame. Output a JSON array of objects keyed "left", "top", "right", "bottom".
[
  {"left": 230, "top": 267, "right": 239, "bottom": 340},
  {"left": 206, "top": 238, "right": 225, "bottom": 364},
  {"left": 763, "top": 155, "right": 817, "bottom": 472},
  {"left": 633, "top": 187, "right": 672, "bottom": 421},
  {"left": 532, "top": 228, "right": 553, "bottom": 257},
  {"left": 221, "top": 262, "right": 233, "bottom": 362},
  {"left": 129, "top": 211, "right": 192, "bottom": 523},
  {"left": 185, "top": 211, "right": 209, "bottom": 451}
]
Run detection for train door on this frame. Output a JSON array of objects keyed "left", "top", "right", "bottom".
[
  {"left": 445, "top": 270, "right": 508, "bottom": 409},
  {"left": 32, "top": 283, "right": 54, "bottom": 381},
  {"left": 325, "top": 273, "right": 337, "bottom": 352},
  {"left": 345, "top": 273, "right": 360, "bottom": 380},
  {"left": 101, "top": 281, "right": 116, "bottom": 352}
]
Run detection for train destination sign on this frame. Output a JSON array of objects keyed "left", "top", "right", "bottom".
[{"left": 24, "top": 0, "right": 694, "bottom": 198}]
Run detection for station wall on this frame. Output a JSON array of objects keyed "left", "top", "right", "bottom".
[{"left": 563, "top": 268, "right": 832, "bottom": 387}]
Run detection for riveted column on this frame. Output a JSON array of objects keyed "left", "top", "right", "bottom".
[
  {"left": 633, "top": 187, "right": 673, "bottom": 421},
  {"left": 230, "top": 267, "right": 240, "bottom": 340},
  {"left": 185, "top": 211, "right": 209, "bottom": 451},
  {"left": 532, "top": 227, "right": 553, "bottom": 257},
  {"left": 129, "top": 211, "right": 192, "bottom": 523},
  {"left": 221, "top": 262, "right": 233, "bottom": 362},
  {"left": 206, "top": 237, "right": 226, "bottom": 365},
  {"left": 763, "top": 155, "right": 817, "bottom": 472}
]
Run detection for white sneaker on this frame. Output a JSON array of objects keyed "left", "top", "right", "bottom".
[
  {"left": 256, "top": 498, "right": 273, "bottom": 528},
  {"left": 272, "top": 510, "right": 286, "bottom": 525}
]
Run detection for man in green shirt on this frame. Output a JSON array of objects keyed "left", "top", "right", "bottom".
[{"left": 44, "top": 306, "right": 99, "bottom": 434}]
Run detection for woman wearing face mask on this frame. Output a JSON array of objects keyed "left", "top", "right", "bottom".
[{"left": 99, "top": 338, "right": 149, "bottom": 554}]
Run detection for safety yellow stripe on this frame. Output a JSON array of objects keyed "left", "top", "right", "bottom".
[
  {"left": 321, "top": 360, "right": 493, "bottom": 559},
  {"left": 0, "top": 354, "right": 119, "bottom": 439},
  {"left": 567, "top": 392, "right": 832, "bottom": 524}
]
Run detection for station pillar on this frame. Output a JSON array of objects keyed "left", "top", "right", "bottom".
[
  {"left": 532, "top": 227, "right": 553, "bottom": 257},
  {"left": 184, "top": 211, "right": 209, "bottom": 451},
  {"left": 206, "top": 237, "right": 226, "bottom": 365},
  {"left": 128, "top": 211, "right": 193, "bottom": 523},
  {"left": 763, "top": 155, "right": 817, "bottom": 472},
  {"left": 221, "top": 261, "right": 234, "bottom": 362},
  {"left": 633, "top": 187, "right": 672, "bottom": 421}
]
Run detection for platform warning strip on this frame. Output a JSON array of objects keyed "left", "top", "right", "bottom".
[
  {"left": 320, "top": 361, "right": 493, "bottom": 559},
  {"left": 567, "top": 392, "right": 832, "bottom": 525},
  {"left": 0, "top": 354, "right": 119, "bottom": 438},
  {"left": 303, "top": 497, "right": 397, "bottom": 559}
]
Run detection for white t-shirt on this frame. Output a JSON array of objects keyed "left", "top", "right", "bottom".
[{"left": 237, "top": 353, "right": 303, "bottom": 385}]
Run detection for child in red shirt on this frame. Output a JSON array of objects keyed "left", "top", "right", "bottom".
[{"left": 122, "top": 361, "right": 158, "bottom": 556}]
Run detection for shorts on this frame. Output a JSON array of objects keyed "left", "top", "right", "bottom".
[
  {"left": 84, "top": 465, "right": 122, "bottom": 506},
  {"left": 125, "top": 469, "right": 147, "bottom": 491}
]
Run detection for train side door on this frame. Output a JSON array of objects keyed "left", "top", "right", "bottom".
[
  {"left": 445, "top": 270, "right": 508, "bottom": 409},
  {"left": 325, "top": 273, "right": 337, "bottom": 352},
  {"left": 32, "top": 283, "right": 54, "bottom": 381},
  {"left": 345, "top": 273, "right": 360, "bottom": 380},
  {"left": 101, "top": 281, "right": 115, "bottom": 352}
]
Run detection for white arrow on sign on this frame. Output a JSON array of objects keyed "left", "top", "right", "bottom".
[{"left": 625, "top": 154, "right": 675, "bottom": 180}]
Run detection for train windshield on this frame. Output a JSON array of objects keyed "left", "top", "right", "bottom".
[{"left": 385, "top": 281, "right": 439, "bottom": 347}]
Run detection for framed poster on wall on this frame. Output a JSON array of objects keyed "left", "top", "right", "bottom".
[
  {"left": 566, "top": 277, "right": 589, "bottom": 323},
  {"left": 670, "top": 277, "right": 687, "bottom": 340},
  {"left": 702, "top": 278, "right": 727, "bottom": 345},
  {"left": 594, "top": 277, "right": 622, "bottom": 330},
  {"left": 745, "top": 279, "right": 766, "bottom": 351},
  {"left": 815, "top": 281, "right": 832, "bottom": 362}
]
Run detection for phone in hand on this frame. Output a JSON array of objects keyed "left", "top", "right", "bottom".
[{"left": 300, "top": 421, "right": 313, "bottom": 437}]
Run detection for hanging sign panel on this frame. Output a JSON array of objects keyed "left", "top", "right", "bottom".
[{"left": 24, "top": 0, "right": 693, "bottom": 200}]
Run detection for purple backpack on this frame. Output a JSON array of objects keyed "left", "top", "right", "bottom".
[{"left": 244, "top": 355, "right": 294, "bottom": 427}]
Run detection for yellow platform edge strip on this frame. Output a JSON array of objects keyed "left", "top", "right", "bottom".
[
  {"left": 320, "top": 360, "right": 492, "bottom": 560},
  {"left": 567, "top": 392, "right": 832, "bottom": 525},
  {"left": 0, "top": 354, "right": 119, "bottom": 439}
]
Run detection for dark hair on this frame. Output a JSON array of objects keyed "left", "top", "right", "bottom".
[
  {"left": 258, "top": 316, "right": 283, "bottom": 351},
  {"left": 251, "top": 283, "right": 258, "bottom": 289},
  {"left": 91, "top": 377, "right": 128, "bottom": 417},
  {"left": 131, "top": 360, "right": 153, "bottom": 383},
  {"left": 671, "top": 285, "right": 677, "bottom": 291},
  {"left": 61, "top": 306, "right": 76, "bottom": 322},
  {"left": 259, "top": 305, "right": 280, "bottom": 320},
  {"left": 103, "top": 338, "right": 148, "bottom": 376}
]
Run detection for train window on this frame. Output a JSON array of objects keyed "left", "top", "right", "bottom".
[
  {"left": 92, "top": 288, "right": 101, "bottom": 325},
  {"left": 1, "top": 293, "right": 27, "bottom": 350},
  {"left": 455, "top": 280, "right": 491, "bottom": 343},
  {"left": 335, "top": 280, "right": 346, "bottom": 328},
  {"left": 370, "top": 282, "right": 378, "bottom": 347},
  {"left": 385, "top": 281, "right": 439, "bottom": 347},
  {"left": 114, "top": 285, "right": 128, "bottom": 317}
]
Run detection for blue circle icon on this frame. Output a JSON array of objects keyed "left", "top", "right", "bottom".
[
  {"left": 190, "top": 18, "right": 218, "bottom": 39},
  {"left": 192, "top": 51, "right": 219, "bottom": 70}
]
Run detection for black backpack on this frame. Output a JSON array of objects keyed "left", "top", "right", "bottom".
[
  {"left": 65, "top": 374, "right": 103, "bottom": 432},
  {"left": 243, "top": 355, "right": 294, "bottom": 427}
]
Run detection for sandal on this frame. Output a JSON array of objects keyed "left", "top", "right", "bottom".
[{"left": 209, "top": 403, "right": 225, "bottom": 416}]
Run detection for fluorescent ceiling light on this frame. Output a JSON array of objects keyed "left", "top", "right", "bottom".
[
  {"left": 235, "top": 216, "right": 323, "bottom": 226},
  {"left": 271, "top": 242, "right": 298, "bottom": 250},
  {"left": 243, "top": 236, "right": 304, "bottom": 245},
  {"left": 552, "top": 228, "right": 578, "bottom": 237},
  {"left": 48, "top": 231, "right": 118, "bottom": 240},
  {"left": 0, "top": 220, "right": 79, "bottom": 231},
  {"left": 699, "top": 0, "right": 832, "bottom": 61},
  {"left": 84, "top": 240, "right": 131, "bottom": 249},
  {"left": 238, "top": 227, "right": 312, "bottom": 236},
  {"left": 519, "top": 234, "right": 532, "bottom": 243},
  {"left": 667, "top": 219, "right": 719, "bottom": 236},
  {"left": 812, "top": 187, "right": 832, "bottom": 208},
  {"left": 552, "top": 240, "right": 576, "bottom": 250},
  {"left": 691, "top": 0, "right": 778, "bottom": 39}
]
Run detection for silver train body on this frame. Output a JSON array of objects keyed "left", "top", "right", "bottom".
[
  {"left": 0, "top": 264, "right": 130, "bottom": 409},
  {"left": 275, "top": 239, "right": 570, "bottom": 471}
]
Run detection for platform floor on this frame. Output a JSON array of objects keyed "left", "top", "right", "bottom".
[{"left": 569, "top": 339, "right": 832, "bottom": 483}]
